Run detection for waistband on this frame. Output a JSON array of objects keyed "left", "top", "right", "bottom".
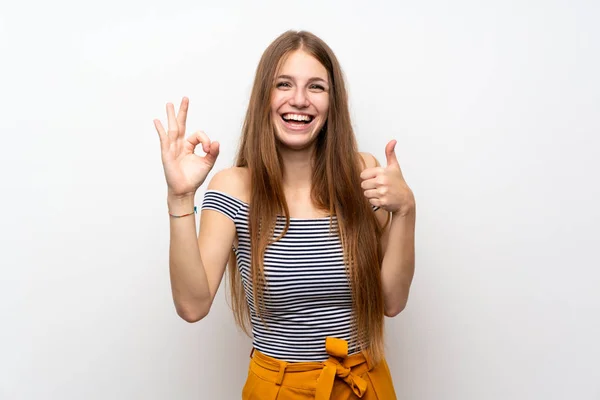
[{"left": 249, "top": 337, "right": 373, "bottom": 400}]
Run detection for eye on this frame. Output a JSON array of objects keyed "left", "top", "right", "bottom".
[
  {"left": 276, "top": 81, "right": 291, "bottom": 89},
  {"left": 309, "top": 84, "right": 326, "bottom": 92}
]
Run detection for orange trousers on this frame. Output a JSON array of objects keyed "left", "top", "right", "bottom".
[{"left": 242, "top": 337, "right": 397, "bottom": 399}]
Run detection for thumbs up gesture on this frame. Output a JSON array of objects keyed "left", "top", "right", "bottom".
[{"left": 360, "top": 140, "right": 415, "bottom": 216}]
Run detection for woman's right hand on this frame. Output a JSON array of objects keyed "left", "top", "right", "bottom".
[{"left": 154, "top": 97, "right": 220, "bottom": 198}]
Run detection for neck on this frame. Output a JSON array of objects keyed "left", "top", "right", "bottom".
[{"left": 279, "top": 145, "right": 315, "bottom": 192}]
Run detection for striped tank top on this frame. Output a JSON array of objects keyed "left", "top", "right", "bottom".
[{"left": 201, "top": 189, "right": 379, "bottom": 362}]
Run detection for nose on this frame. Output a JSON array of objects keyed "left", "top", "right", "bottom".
[{"left": 289, "top": 87, "right": 309, "bottom": 108}]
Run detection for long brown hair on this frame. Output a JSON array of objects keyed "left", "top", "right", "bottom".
[{"left": 227, "top": 30, "right": 386, "bottom": 362}]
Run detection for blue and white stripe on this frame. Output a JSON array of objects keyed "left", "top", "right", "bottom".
[{"left": 201, "top": 189, "right": 376, "bottom": 362}]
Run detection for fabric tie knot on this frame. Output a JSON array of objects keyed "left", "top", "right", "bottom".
[
  {"left": 332, "top": 359, "right": 367, "bottom": 394},
  {"left": 315, "top": 338, "right": 369, "bottom": 400},
  {"left": 333, "top": 361, "right": 352, "bottom": 379}
]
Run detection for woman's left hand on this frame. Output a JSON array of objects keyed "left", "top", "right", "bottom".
[{"left": 360, "top": 140, "right": 416, "bottom": 216}]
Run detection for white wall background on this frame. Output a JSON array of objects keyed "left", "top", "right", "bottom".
[{"left": 1, "top": 0, "right": 599, "bottom": 399}]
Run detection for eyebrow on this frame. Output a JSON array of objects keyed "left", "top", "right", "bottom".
[{"left": 276, "top": 75, "right": 329, "bottom": 84}]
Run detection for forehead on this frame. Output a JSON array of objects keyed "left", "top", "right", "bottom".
[{"left": 278, "top": 50, "right": 328, "bottom": 81}]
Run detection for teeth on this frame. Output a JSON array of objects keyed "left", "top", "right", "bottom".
[{"left": 283, "top": 113, "right": 312, "bottom": 122}]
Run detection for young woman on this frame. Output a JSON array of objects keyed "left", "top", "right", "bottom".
[{"left": 154, "top": 30, "right": 416, "bottom": 399}]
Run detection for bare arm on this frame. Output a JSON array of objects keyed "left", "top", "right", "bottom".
[
  {"left": 360, "top": 151, "right": 416, "bottom": 317},
  {"left": 169, "top": 169, "right": 239, "bottom": 322},
  {"left": 154, "top": 97, "right": 239, "bottom": 323},
  {"left": 380, "top": 208, "right": 415, "bottom": 317},
  {"left": 167, "top": 169, "right": 240, "bottom": 322}
]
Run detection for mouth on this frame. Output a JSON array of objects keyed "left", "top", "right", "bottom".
[{"left": 280, "top": 112, "right": 315, "bottom": 131}]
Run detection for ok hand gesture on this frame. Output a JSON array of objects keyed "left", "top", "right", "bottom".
[{"left": 154, "top": 97, "right": 220, "bottom": 198}]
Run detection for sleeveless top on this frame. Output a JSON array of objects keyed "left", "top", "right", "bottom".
[{"left": 201, "top": 189, "right": 379, "bottom": 362}]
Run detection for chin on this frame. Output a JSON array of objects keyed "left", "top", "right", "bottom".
[{"left": 274, "top": 122, "right": 324, "bottom": 151}]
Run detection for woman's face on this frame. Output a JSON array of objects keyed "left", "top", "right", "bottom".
[{"left": 271, "top": 49, "right": 330, "bottom": 151}]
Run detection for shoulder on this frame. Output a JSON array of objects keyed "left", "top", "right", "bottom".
[
  {"left": 358, "top": 152, "right": 381, "bottom": 171},
  {"left": 206, "top": 166, "right": 250, "bottom": 204}
]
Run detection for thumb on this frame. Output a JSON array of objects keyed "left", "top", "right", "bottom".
[{"left": 385, "top": 139, "right": 399, "bottom": 167}]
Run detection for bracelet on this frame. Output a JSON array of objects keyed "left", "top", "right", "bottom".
[{"left": 169, "top": 206, "right": 197, "bottom": 218}]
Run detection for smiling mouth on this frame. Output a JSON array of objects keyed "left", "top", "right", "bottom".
[
  {"left": 282, "top": 113, "right": 314, "bottom": 123},
  {"left": 280, "top": 113, "right": 315, "bottom": 131}
]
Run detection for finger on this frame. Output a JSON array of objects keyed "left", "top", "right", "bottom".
[
  {"left": 166, "top": 103, "right": 179, "bottom": 139},
  {"left": 153, "top": 119, "right": 168, "bottom": 152},
  {"left": 363, "top": 189, "right": 380, "bottom": 199},
  {"left": 385, "top": 140, "right": 400, "bottom": 168},
  {"left": 360, "top": 167, "right": 384, "bottom": 180},
  {"left": 360, "top": 179, "right": 377, "bottom": 190},
  {"left": 205, "top": 141, "right": 220, "bottom": 164},
  {"left": 368, "top": 198, "right": 382, "bottom": 208},
  {"left": 176, "top": 97, "right": 189, "bottom": 134},
  {"left": 186, "top": 131, "right": 212, "bottom": 154}
]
